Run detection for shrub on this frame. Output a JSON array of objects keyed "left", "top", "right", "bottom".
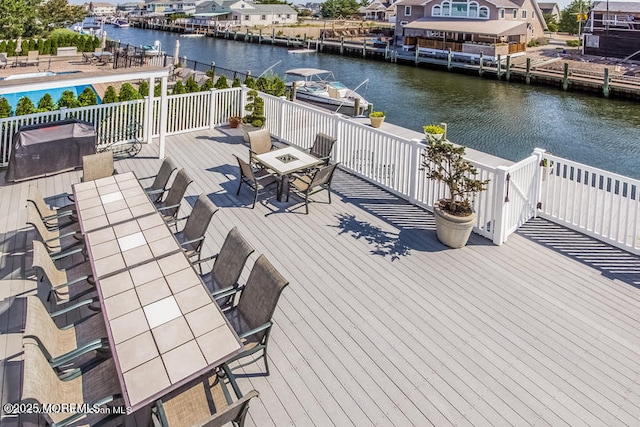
[
  {"left": 232, "top": 77, "right": 242, "bottom": 87},
  {"left": 566, "top": 39, "right": 582, "bottom": 47},
  {"left": 57, "top": 90, "right": 79, "bottom": 109},
  {"left": 200, "top": 79, "right": 214, "bottom": 91},
  {"left": 369, "top": 111, "right": 385, "bottom": 117},
  {"left": 185, "top": 76, "right": 199, "bottom": 93},
  {"left": 243, "top": 89, "right": 266, "bottom": 127},
  {"left": 0, "top": 97, "right": 11, "bottom": 118},
  {"left": 257, "top": 72, "right": 286, "bottom": 97},
  {"left": 78, "top": 88, "right": 98, "bottom": 106},
  {"left": 119, "top": 83, "right": 142, "bottom": 101},
  {"left": 37, "top": 94, "right": 55, "bottom": 112},
  {"left": 103, "top": 86, "right": 118, "bottom": 103},
  {"left": 138, "top": 80, "right": 150, "bottom": 97},
  {"left": 16, "top": 97, "right": 36, "bottom": 116},
  {"left": 423, "top": 124, "right": 445, "bottom": 135},
  {"left": 214, "top": 75, "right": 229, "bottom": 89},
  {"left": 172, "top": 80, "right": 186, "bottom": 94}
]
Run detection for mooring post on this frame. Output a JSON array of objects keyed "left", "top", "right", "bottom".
[
  {"left": 447, "top": 49, "right": 452, "bottom": 70},
  {"left": 340, "top": 37, "right": 344, "bottom": 54},
  {"left": 562, "top": 62, "right": 569, "bottom": 90},
  {"left": 415, "top": 45, "right": 419, "bottom": 64},
  {"left": 496, "top": 55, "right": 501, "bottom": 79},
  {"left": 362, "top": 39, "right": 366, "bottom": 58},
  {"left": 526, "top": 58, "right": 531, "bottom": 84},
  {"left": 385, "top": 42, "right": 389, "bottom": 60},
  {"left": 478, "top": 52, "right": 483, "bottom": 76},
  {"left": 271, "top": 27, "right": 275, "bottom": 45},
  {"left": 603, "top": 68, "right": 610, "bottom": 98},
  {"left": 258, "top": 29, "right": 262, "bottom": 44},
  {"left": 506, "top": 55, "right": 511, "bottom": 81}
]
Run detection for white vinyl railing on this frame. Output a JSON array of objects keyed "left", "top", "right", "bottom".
[
  {"left": 2, "top": 86, "right": 638, "bottom": 252},
  {"left": 538, "top": 153, "right": 640, "bottom": 255}
]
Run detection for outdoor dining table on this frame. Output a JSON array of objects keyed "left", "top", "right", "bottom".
[
  {"left": 254, "top": 145, "right": 323, "bottom": 201},
  {"left": 71, "top": 172, "right": 243, "bottom": 413}
]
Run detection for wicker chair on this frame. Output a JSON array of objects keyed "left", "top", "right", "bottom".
[
  {"left": 25, "top": 50, "right": 39, "bottom": 66},
  {"left": 195, "top": 227, "right": 255, "bottom": 309},
  {"left": 151, "top": 364, "right": 258, "bottom": 427},
  {"left": 0, "top": 53, "right": 7, "bottom": 69},
  {"left": 139, "top": 156, "right": 178, "bottom": 202},
  {"left": 288, "top": 163, "right": 339, "bottom": 214},
  {"left": 82, "top": 152, "right": 116, "bottom": 182},
  {"left": 221, "top": 254, "right": 289, "bottom": 375},
  {"left": 235, "top": 155, "right": 278, "bottom": 209},
  {"left": 309, "top": 133, "right": 337, "bottom": 165},
  {"left": 27, "top": 185, "right": 76, "bottom": 230},
  {"left": 32, "top": 241, "right": 95, "bottom": 308},
  {"left": 26, "top": 204, "right": 83, "bottom": 259},
  {"left": 24, "top": 296, "right": 108, "bottom": 373},
  {"left": 173, "top": 194, "right": 219, "bottom": 269},
  {"left": 22, "top": 343, "right": 122, "bottom": 427},
  {"left": 155, "top": 168, "right": 193, "bottom": 225}
]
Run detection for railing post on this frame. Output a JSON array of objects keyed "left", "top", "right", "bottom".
[
  {"left": 144, "top": 75, "right": 154, "bottom": 143},
  {"left": 60, "top": 107, "right": 68, "bottom": 120},
  {"left": 492, "top": 165, "right": 510, "bottom": 245},
  {"left": 158, "top": 76, "right": 168, "bottom": 159},
  {"left": 333, "top": 115, "right": 344, "bottom": 165},
  {"left": 208, "top": 89, "right": 216, "bottom": 129},
  {"left": 532, "top": 147, "right": 546, "bottom": 219},
  {"left": 408, "top": 138, "right": 423, "bottom": 204}
]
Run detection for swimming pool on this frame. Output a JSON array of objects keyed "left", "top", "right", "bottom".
[{"left": 1, "top": 85, "right": 101, "bottom": 111}]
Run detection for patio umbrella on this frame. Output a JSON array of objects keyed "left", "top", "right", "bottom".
[
  {"left": 173, "top": 39, "right": 180, "bottom": 66},
  {"left": 101, "top": 31, "right": 107, "bottom": 49},
  {"left": 15, "top": 36, "right": 22, "bottom": 57}
]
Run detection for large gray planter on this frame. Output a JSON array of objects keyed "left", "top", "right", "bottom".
[{"left": 433, "top": 205, "right": 476, "bottom": 248}]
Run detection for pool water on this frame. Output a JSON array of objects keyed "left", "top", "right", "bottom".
[{"left": 2, "top": 85, "right": 101, "bottom": 111}]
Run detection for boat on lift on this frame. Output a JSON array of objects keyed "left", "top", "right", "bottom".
[
  {"left": 113, "top": 19, "right": 130, "bottom": 28},
  {"left": 285, "top": 68, "right": 369, "bottom": 114}
]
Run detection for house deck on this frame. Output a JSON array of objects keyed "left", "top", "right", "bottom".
[{"left": 2, "top": 127, "right": 640, "bottom": 426}]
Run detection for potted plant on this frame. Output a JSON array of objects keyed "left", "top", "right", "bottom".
[
  {"left": 421, "top": 137, "right": 490, "bottom": 248},
  {"left": 369, "top": 111, "right": 385, "bottom": 128},
  {"left": 228, "top": 116, "right": 241, "bottom": 128},
  {"left": 423, "top": 124, "right": 445, "bottom": 142},
  {"left": 241, "top": 89, "right": 266, "bottom": 142}
]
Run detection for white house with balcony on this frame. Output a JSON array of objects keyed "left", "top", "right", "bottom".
[
  {"left": 90, "top": 2, "right": 118, "bottom": 15},
  {"left": 194, "top": 0, "right": 297, "bottom": 26}
]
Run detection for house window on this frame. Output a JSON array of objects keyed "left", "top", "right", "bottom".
[
  {"left": 261, "top": 15, "right": 266, "bottom": 20},
  {"left": 499, "top": 9, "right": 504, "bottom": 19},
  {"left": 400, "top": 20, "right": 408, "bottom": 26},
  {"left": 245, "top": 15, "right": 249, "bottom": 20},
  {"left": 286, "top": 14, "right": 290, "bottom": 19},
  {"left": 513, "top": 9, "right": 517, "bottom": 18},
  {"left": 469, "top": 2, "right": 478, "bottom": 17},
  {"left": 404, "top": 6, "right": 411, "bottom": 16},
  {"left": 442, "top": 1, "right": 450, "bottom": 16},
  {"left": 522, "top": 10, "right": 526, "bottom": 18},
  {"left": 432, "top": 5, "right": 441, "bottom": 16},
  {"left": 479, "top": 7, "right": 488, "bottom": 18},
  {"left": 451, "top": 0, "right": 467, "bottom": 17}
]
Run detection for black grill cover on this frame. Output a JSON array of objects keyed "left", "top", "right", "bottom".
[{"left": 6, "top": 119, "right": 97, "bottom": 182}]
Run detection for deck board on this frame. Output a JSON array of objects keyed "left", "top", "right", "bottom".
[{"left": 1, "top": 127, "right": 640, "bottom": 427}]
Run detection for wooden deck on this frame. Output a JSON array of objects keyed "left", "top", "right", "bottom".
[{"left": 2, "top": 127, "right": 640, "bottom": 426}]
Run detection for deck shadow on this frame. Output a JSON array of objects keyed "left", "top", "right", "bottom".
[{"left": 517, "top": 217, "right": 640, "bottom": 288}]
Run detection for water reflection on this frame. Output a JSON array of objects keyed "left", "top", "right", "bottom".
[{"left": 107, "top": 26, "right": 640, "bottom": 179}]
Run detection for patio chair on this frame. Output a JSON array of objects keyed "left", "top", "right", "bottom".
[
  {"left": 25, "top": 50, "right": 39, "bottom": 66},
  {"left": 22, "top": 343, "right": 122, "bottom": 427},
  {"left": 138, "top": 156, "right": 177, "bottom": 202},
  {"left": 82, "top": 51, "right": 98, "bottom": 65},
  {"left": 155, "top": 168, "right": 193, "bottom": 225},
  {"left": 0, "top": 53, "right": 7, "bottom": 68},
  {"left": 173, "top": 194, "right": 219, "bottom": 269},
  {"left": 309, "top": 133, "right": 337, "bottom": 165},
  {"left": 248, "top": 128, "right": 273, "bottom": 164},
  {"left": 32, "top": 241, "right": 95, "bottom": 308},
  {"left": 27, "top": 185, "right": 76, "bottom": 230},
  {"left": 288, "top": 163, "right": 339, "bottom": 214},
  {"left": 151, "top": 364, "right": 258, "bottom": 427},
  {"left": 235, "top": 155, "right": 278, "bottom": 209},
  {"left": 195, "top": 226, "right": 255, "bottom": 309},
  {"left": 26, "top": 204, "right": 83, "bottom": 259},
  {"left": 24, "top": 296, "right": 108, "bottom": 373},
  {"left": 221, "top": 254, "right": 289, "bottom": 375},
  {"left": 82, "top": 151, "right": 117, "bottom": 182}
]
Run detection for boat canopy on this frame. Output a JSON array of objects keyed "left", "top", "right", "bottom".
[{"left": 285, "top": 68, "right": 333, "bottom": 78}]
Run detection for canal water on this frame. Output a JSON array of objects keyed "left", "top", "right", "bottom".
[{"left": 105, "top": 26, "right": 640, "bottom": 179}]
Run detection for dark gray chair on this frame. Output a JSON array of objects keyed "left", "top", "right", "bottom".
[
  {"left": 220, "top": 254, "right": 289, "bottom": 375},
  {"left": 288, "top": 163, "right": 339, "bottom": 214},
  {"left": 173, "top": 194, "right": 219, "bottom": 269},
  {"left": 139, "top": 156, "right": 178, "bottom": 202},
  {"left": 155, "top": 168, "right": 193, "bottom": 225},
  {"left": 195, "top": 227, "right": 255, "bottom": 308},
  {"left": 309, "top": 133, "right": 337, "bottom": 165},
  {"left": 235, "top": 155, "right": 278, "bottom": 208}
]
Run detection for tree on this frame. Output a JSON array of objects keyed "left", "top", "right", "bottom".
[
  {"left": 543, "top": 13, "right": 559, "bottom": 33},
  {"left": 200, "top": 79, "right": 214, "bottom": 91},
  {"left": 57, "top": 90, "right": 79, "bottom": 109},
  {"left": 173, "top": 80, "right": 186, "bottom": 94},
  {"left": 185, "top": 76, "right": 200, "bottom": 93},
  {"left": 0, "top": 0, "right": 41, "bottom": 39},
  {"left": 214, "top": 75, "right": 230, "bottom": 89},
  {"left": 232, "top": 77, "right": 242, "bottom": 87},
  {"left": 39, "top": 0, "right": 86, "bottom": 30},
  {"left": 559, "top": 0, "right": 593, "bottom": 35},
  {"left": 78, "top": 87, "right": 97, "bottom": 106},
  {"left": 16, "top": 97, "right": 36, "bottom": 116},
  {"left": 103, "top": 86, "right": 118, "bottom": 103},
  {"left": 37, "top": 93, "right": 55, "bottom": 112},
  {"left": 118, "top": 83, "right": 142, "bottom": 101},
  {"left": 320, "top": 0, "right": 361, "bottom": 19},
  {"left": 0, "top": 97, "right": 12, "bottom": 118},
  {"left": 138, "top": 80, "right": 150, "bottom": 97}
]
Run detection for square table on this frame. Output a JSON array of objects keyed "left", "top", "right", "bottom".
[
  {"left": 254, "top": 146, "right": 323, "bottom": 201},
  {"left": 95, "top": 252, "right": 243, "bottom": 413},
  {"left": 73, "top": 172, "right": 157, "bottom": 234}
]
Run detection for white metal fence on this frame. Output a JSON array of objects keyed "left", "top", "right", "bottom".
[{"left": 2, "top": 86, "right": 638, "bottom": 253}]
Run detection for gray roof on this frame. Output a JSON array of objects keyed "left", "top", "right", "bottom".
[
  {"left": 404, "top": 18, "right": 527, "bottom": 36},
  {"left": 592, "top": 1, "right": 640, "bottom": 13}
]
